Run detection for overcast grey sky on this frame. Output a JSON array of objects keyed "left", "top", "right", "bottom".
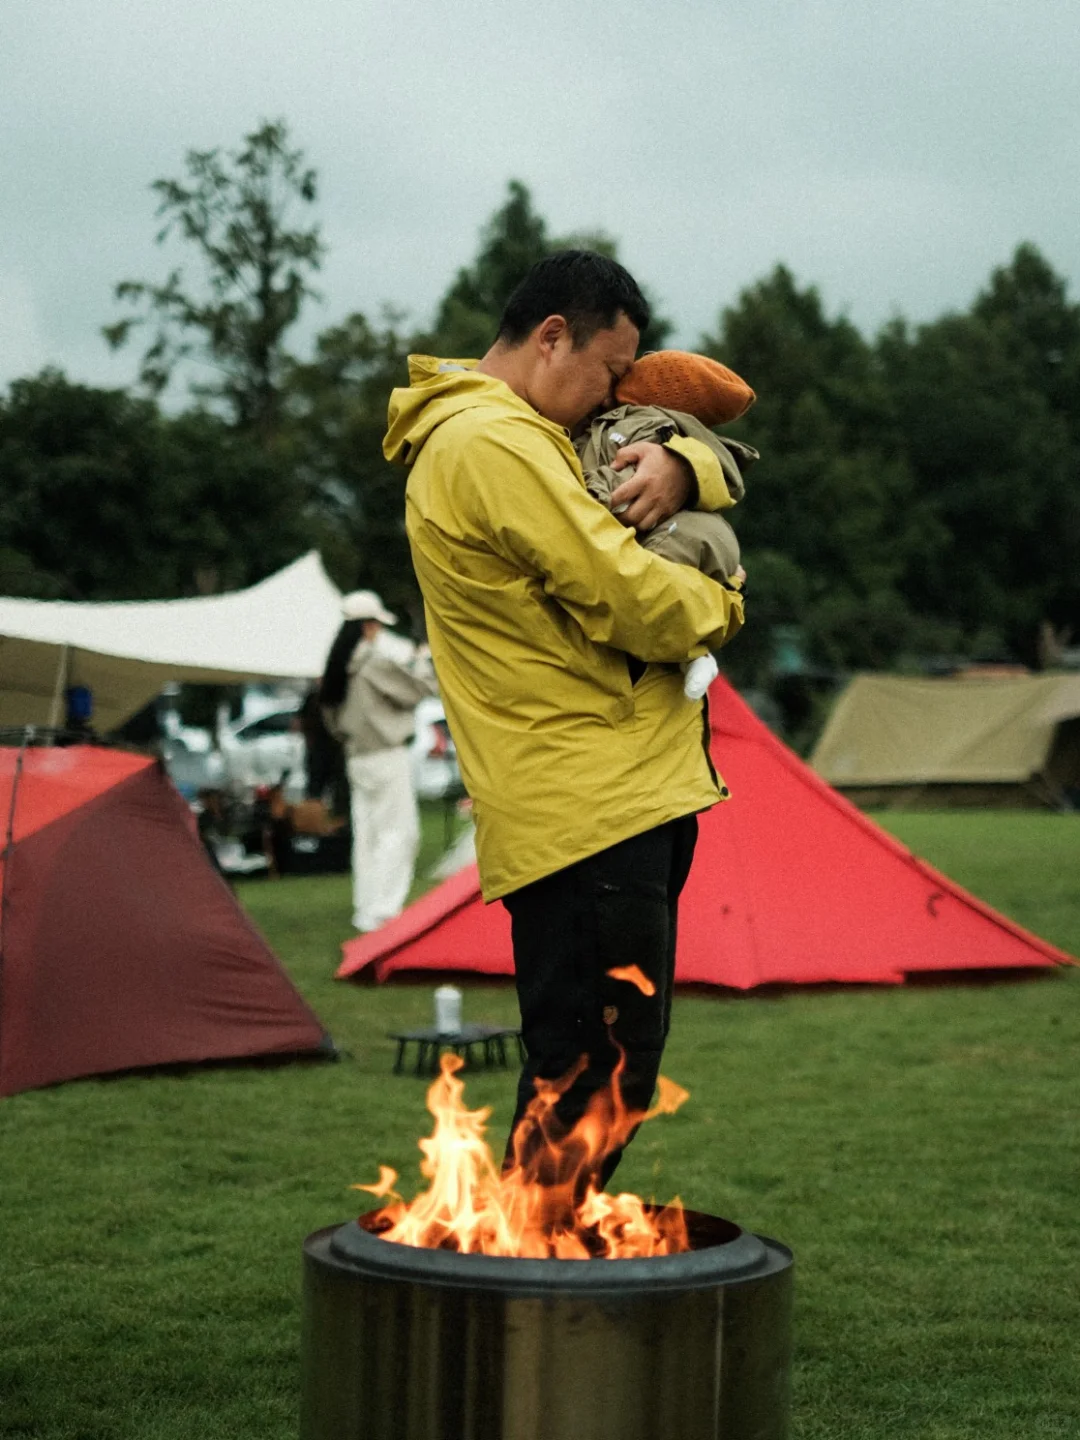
[{"left": 2, "top": 0, "right": 1077, "bottom": 394}]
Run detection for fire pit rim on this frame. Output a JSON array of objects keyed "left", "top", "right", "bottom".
[{"left": 320, "top": 1209, "right": 790, "bottom": 1297}]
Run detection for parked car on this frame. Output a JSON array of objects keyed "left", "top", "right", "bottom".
[
  {"left": 218, "top": 706, "right": 306, "bottom": 796},
  {"left": 216, "top": 698, "right": 460, "bottom": 803},
  {"left": 160, "top": 730, "right": 225, "bottom": 799},
  {"left": 411, "top": 696, "right": 462, "bottom": 801}
]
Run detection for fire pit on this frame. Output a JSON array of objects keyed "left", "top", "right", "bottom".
[
  {"left": 301, "top": 1209, "right": 792, "bottom": 1440},
  {"left": 301, "top": 1052, "right": 792, "bottom": 1437}
]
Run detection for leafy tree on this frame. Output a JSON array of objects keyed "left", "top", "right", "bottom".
[
  {"left": 879, "top": 249, "right": 1080, "bottom": 665},
  {"left": 971, "top": 245, "right": 1080, "bottom": 657},
  {"left": 973, "top": 243, "right": 1080, "bottom": 425},
  {"left": 74, "top": 139, "right": 1077, "bottom": 692},
  {"left": 156, "top": 408, "right": 316, "bottom": 592},
  {"left": 428, "top": 180, "right": 551, "bottom": 356},
  {"left": 702, "top": 266, "right": 942, "bottom": 682},
  {"left": 0, "top": 370, "right": 311, "bottom": 600},
  {"left": 421, "top": 180, "right": 672, "bottom": 355},
  {"left": 103, "top": 120, "right": 323, "bottom": 440},
  {"left": 285, "top": 311, "right": 420, "bottom": 617},
  {"left": 1, "top": 371, "right": 164, "bottom": 598}
]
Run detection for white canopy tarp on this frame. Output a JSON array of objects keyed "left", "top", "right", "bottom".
[{"left": 0, "top": 552, "right": 344, "bottom": 732}]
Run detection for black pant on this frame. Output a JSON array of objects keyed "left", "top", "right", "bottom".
[{"left": 502, "top": 815, "right": 698, "bottom": 1190}]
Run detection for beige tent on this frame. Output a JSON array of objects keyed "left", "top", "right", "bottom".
[
  {"left": 810, "top": 673, "right": 1080, "bottom": 808},
  {"left": 0, "top": 552, "right": 343, "bottom": 733}
]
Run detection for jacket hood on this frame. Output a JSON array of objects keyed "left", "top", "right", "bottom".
[{"left": 383, "top": 355, "right": 506, "bottom": 466}]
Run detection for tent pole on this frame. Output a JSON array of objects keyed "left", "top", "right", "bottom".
[
  {"left": 0, "top": 733, "right": 29, "bottom": 1057},
  {"left": 47, "top": 644, "right": 69, "bottom": 734}
]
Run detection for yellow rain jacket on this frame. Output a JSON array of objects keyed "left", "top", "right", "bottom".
[{"left": 385, "top": 356, "right": 745, "bottom": 901}]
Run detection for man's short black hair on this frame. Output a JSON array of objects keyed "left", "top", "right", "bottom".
[{"left": 497, "top": 250, "right": 650, "bottom": 349}]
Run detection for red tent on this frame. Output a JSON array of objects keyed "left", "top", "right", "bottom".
[
  {"left": 0, "top": 745, "right": 330, "bottom": 1097},
  {"left": 338, "top": 678, "right": 1072, "bottom": 987}
]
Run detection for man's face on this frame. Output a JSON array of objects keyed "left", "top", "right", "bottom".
[{"left": 531, "top": 312, "right": 639, "bottom": 432}]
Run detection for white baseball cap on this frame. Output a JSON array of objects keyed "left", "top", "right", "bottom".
[{"left": 340, "top": 589, "right": 397, "bottom": 625}]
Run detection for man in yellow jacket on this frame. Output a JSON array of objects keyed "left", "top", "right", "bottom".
[{"left": 385, "top": 251, "right": 744, "bottom": 1186}]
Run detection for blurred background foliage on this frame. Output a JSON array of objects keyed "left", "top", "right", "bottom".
[{"left": 3, "top": 121, "right": 1078, "bottom": 699}]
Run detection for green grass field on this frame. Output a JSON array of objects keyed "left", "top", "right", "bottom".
[{"left": 2, "top": 808, "right": 1078, "bottom": 1439}]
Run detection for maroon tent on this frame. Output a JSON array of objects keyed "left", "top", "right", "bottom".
[
  {"left": 338, "top": 677, "right": 1073, "bottom": 987},
  {"left": 0, "top": 745, "right": 329, "bottom": 1097}
]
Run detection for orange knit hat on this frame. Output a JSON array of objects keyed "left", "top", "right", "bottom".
[{"left": 614, "top": 351, "right": 756, "bottom": 426}]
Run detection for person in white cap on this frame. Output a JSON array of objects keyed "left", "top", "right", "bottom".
[{"left": 319, "top": 591, "right": 437, "bottom": 932}]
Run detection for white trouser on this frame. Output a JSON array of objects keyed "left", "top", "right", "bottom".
[{"left": 346, "top": 747, "right": 420, "bottom": 932}]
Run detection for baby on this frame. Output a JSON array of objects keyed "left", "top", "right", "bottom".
[{"left": 573, "top": 350, "right": 758, "bottom": 699}]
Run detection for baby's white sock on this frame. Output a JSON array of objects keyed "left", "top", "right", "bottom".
[{"left": 683, "top": 654, "right": 718, "bottom": 701}]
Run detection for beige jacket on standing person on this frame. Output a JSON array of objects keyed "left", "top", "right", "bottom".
[
  {"left": 323, "top": 631, "right": 437, "bottom": 757},
  {"left": 574, "top": 404, "right": 758, "bottom": 583}
]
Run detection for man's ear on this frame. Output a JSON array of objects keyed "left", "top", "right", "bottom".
[{"left": 535, "top": 314, "right": 569, "bottom": 358}]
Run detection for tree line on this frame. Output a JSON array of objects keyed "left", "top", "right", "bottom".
[{"left": 2, "top": 120, "right": 1077, "bottom": 689}]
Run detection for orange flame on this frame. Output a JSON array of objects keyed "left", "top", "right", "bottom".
[
  {"left": 355, "top": 1165, "right": 400, "bottom": 1201},
  {"left": 354, "top": 1052, "right": 690, "bottom": 1258},
  {"left": 605, "top": 964, "right": 656, "bottom": 996}
]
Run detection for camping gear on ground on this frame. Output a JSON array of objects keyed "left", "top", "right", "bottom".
[
  {"left": 810, "top": 673, "right": 1080, "bottom": 809},
  {"left": 388, "top": 1022, "right": 523, "bottom": 1075},
  {"left": 64, "top": 684, "right": 93, "bottom": 731},
  {"left": 389, "top": 987, "right": 522, "bottom": 1075},
  {"left": 0, "top": 744, "right": 332, "bottom": 1097},
  {"left": 242, "top": 787, "right": 351, "bottom": 878},
  {"left": 337, "top": 677, "right": 1073, "bottom": 989},
  {"left": 433, "top": 984, "right": 463, "bottom": 1033}
]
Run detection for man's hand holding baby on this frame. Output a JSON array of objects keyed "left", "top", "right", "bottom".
[{"left": 608, "top": 442, "right": 692, "bottom": 532}]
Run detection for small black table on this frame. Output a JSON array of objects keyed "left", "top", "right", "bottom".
[{"left": 389, "top": 1023, "right": 525, "bottom": 1076}]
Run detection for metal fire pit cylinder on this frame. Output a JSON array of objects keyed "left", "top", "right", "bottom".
[{"left": 301, "top": 1211, "right": 793, "bottom": 1440}]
